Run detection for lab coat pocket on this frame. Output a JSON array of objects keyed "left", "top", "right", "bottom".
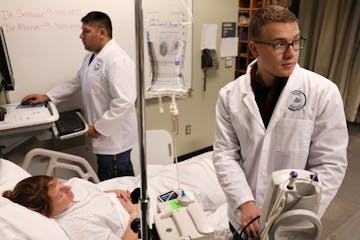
[{"left": 275, "top": 119, "right": 313, "bottom": 156}]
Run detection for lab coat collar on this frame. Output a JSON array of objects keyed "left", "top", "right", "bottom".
[
  {"left": 86, "top": 39, "right": 115, "bottom": 71},
  {"left": 240, "top": 61, "right": 301, "bottom": 132},
  {"left": 266, "top": 64, "right": 300, "bottom": 132},
  {"left": 93, "top": 39, "right": 116, "bottom": 59},
  {"left": 241, "top": 60, "right": 266, "bottom": 130}
]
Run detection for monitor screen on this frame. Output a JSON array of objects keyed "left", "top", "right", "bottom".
[{"left": 0, "top": 26, "right": 15, "bottom": 91}]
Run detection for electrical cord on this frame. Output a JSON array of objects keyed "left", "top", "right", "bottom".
[{"left": 233, "top": 215, "right": 260, "bottom": 240}]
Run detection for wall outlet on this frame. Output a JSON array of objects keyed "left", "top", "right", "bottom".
[
  {"left": 185, "top": 125, "right": 191, "bottom": 135},
  {"left": 225, "top": 58, "right": 233, "bottom": 68}
]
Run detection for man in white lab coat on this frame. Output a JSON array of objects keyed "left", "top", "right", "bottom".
[
  {"left": 22, "top": 12, "right": 138, "bottom": 181},
  {"left": 213, "top": 5, "right": 348, "bottom": 239}
]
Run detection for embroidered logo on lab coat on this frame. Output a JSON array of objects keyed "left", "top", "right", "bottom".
[
  {"left": 93, "top": 59, "right": 103, "bottom": 71},
  {"left": 288, "top": 90, "right": 306, "bottom": 111}
]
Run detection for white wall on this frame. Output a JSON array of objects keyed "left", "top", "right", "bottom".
[
  {"left": 145, "top": 0, "right": 238, "bottom": 156},
  {"left": 4, "top": 0, "right": 239, "bottom": 165}
]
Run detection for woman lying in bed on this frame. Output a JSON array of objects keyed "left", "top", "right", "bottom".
[{"left": 2, "top": 175, "right": 139, "bottom": 240}]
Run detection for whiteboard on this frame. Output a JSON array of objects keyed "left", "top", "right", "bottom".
[
  {"left": 0, "top": 0, "right": 135, "bottom": 102},
  {"left": 0, "top": 0, "right": 192, "bottom": 102}
]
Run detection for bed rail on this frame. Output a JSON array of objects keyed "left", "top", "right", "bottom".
[{"left": 22, "top": 148, "right": 99, "bottom": 183}]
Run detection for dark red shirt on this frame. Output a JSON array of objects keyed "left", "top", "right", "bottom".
[{"left": 250, "top": 65, "right": 287, "bottom": 128}]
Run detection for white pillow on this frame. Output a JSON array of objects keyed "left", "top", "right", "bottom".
[
  {"left": 0, "top": 159, "right": 69, "bottom": 240},
  {"left": 0, "top": 159, "right": 31, "bottom": 194},
  {"left": 0, "top": 197, "right": 69, "bottom": 240}
]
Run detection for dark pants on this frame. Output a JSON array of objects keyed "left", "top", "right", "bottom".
[{"left": 97, "top": 149, "right": 134, "bottom": 181}]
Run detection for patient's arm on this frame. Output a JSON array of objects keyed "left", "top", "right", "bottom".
[
  {"left": 104, "top": 189, "right": 131, "bottom": 201},
  {"left": 119, "top": 197, "right": 140, "bottom": 240}
]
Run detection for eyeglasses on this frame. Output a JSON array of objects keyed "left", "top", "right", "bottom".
[{"left": 254, "top": 36, "right": 306, "bottom": 55}]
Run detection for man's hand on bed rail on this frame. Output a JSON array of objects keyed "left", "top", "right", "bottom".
[{"left": 104, "top": 189, "right": 131, "bottom": 201}]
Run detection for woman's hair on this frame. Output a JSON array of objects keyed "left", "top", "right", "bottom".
[
  {"left": 249, "top": 5, "right": 297, "bottom": 40},
  {"left": 2, "top": 175, "right": 55, "bottom": 217}
]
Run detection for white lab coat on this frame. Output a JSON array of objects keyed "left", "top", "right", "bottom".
[
  {"left": 47, "top": 39, "right": 138, "bottom": 154},
  {"left": 213, "top": 60, "right": 348, "bottom": 230}
]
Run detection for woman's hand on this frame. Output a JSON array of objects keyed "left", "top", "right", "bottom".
[
  {"left": 119, "top": 196, "right": 139, "bottom": 221},
  {"left": 104, "top": 189, "right": 131, "bottom": 201}
]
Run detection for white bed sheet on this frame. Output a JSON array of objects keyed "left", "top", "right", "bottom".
[
  {"left": 0, "top": 151, "right": 232, "bottom": 240},
  {"left": 99, "top": 151, "right": 232, "bottom": 240}
]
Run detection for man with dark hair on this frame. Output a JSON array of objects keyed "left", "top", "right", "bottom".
[
  {"left": 81, "top": 11, "right": 113, "bottom": 38},
  {"left": 22, "top": 11, "right": 138, "bottom": 181},
  {"left": 213, "top": 5, "right": 348, "bottom": 239}
]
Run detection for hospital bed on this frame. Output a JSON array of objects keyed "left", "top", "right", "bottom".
[
  {"left": 0, "top": 149, "right": 232, "bottom": 240},
  {"left": 0, "top": 143, "right": 321, "bottom": 240}
]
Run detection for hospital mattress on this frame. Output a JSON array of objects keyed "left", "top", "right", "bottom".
[{"left": 0, "top": 151, "right": 232, "bottom": 240}]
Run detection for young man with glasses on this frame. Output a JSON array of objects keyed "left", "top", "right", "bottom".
[{"left": 213, "top": 5, "right": 348, "bottom": 239}]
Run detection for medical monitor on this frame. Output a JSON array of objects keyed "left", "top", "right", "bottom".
[
  {"left": 259, "top": 169, "right": 322, "bottom": 240},
  {"left": 0, "top": 26, "right": 15, "bottom": 92}
]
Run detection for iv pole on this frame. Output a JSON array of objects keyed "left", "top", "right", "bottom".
[{"left": 134, "top": 0, "right": 150, "bottom": 239}]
